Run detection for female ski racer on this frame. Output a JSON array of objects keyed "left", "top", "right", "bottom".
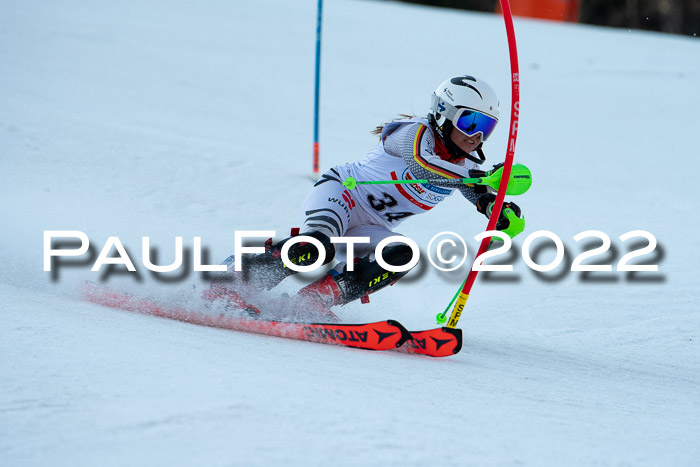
[{"left": 228, "top": 75, "right": 524, "bottom": 314}]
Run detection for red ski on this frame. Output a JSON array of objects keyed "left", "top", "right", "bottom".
[
  {"left": 81, "top": 283, "right": 462, "bottom": 357},
  {"left": 82, "top": 283, "right": 409, "bottom": 351},
  {"left": 394, "top": 327, "right": 462, "bottom": 357}
]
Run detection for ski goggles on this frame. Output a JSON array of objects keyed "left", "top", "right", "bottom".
[{"left": 453, "top": 107, "right": 498, "bottom": 141}]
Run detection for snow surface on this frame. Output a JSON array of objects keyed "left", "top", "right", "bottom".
[{"left": 2, "top": 0, "right": 700, "bottom": 465}]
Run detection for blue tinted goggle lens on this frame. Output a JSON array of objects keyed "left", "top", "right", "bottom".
[{"left": 455, "top": 109, "right": 498, "bottom": 140}]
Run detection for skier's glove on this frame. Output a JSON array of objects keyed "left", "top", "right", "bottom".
[
  {"left": 467, "top": 163, "right": 505, "bottom": 195},
  {"left": 476, "top": 193, "right": 525, "bottom": 239},
  {"left": 468, "top": 162, "right": 505, "bottom": 179}
]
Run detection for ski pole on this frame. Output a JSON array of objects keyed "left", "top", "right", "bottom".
[
  {"left": 342, "top": 163, "right": 531, "bottom": 196},
  {"left": 436, "top": 277, "right": 467, "bottom": 324},
  {"left": 436, "top": 239, "right": 496, "bottom": 324}
]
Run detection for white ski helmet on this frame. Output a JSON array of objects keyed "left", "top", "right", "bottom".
[{"left": 429, "top": 75, "right": 500, "bottom": 163}]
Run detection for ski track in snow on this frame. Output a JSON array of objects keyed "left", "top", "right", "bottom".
[{"left": 1, "top": 0, "right": 699, "bottom": 465}]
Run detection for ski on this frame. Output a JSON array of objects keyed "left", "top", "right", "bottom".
[
  {"left": 81, "top": 283, "right": 462, "bottom": 357},
  {"left": 394, "top": 327, "right": 462, "bottom": 357},
  {"left": 203, "top": 286, "right": 463, "bottom": 356},
  {"left": 82, "top": 283, "right": 409, "bottom": 351}
]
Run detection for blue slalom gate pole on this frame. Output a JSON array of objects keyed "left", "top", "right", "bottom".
[{"left": 312, "top": 0, "right": 323, "bottom": 174}]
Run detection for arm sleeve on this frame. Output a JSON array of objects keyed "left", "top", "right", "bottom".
[
  {"left": 383, "top": 122, "right": 482, "bottom": 207},
  {"left": 457, "top": 185, "right": 482, "bottom": 206}
]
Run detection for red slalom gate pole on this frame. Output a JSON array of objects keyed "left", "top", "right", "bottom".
[{"left": 442, "top": 0, "right": 520, "bottom": 328}]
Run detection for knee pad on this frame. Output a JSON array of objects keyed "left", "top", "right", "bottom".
[{"left": 375, "top": 243, "right": 415, "bottom": 269}]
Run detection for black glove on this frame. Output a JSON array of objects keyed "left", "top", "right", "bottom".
[
  {"left": 476, "top": 193, "right": 524, "bottom": 238},
  {"left": 468, "top": 162, "right": 505, "bottom": 179},
  {"left": 468, "top": 162, "right": 506, "bottom": 195}
]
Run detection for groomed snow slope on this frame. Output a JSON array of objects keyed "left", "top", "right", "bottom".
[{"left": 1, "top": 0, "right": 699, "bottom": 465}]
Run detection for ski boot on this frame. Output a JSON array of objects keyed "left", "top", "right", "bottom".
[
  {"left": 295, "top": 243, "right": 415, "bottom": 313},
  {"left": 240, "top": 229, "right": 336, "bottom": 290}
]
